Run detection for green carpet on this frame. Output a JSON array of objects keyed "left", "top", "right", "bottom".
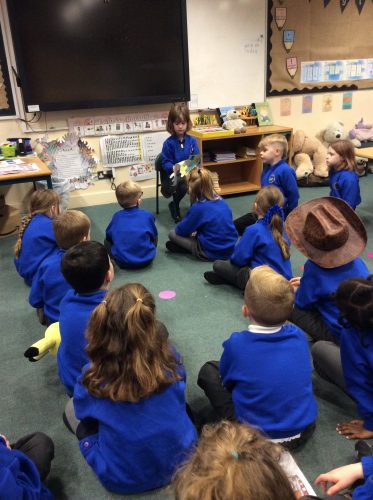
[{"left": 1, "top": 174, "right": 372, "bottom": 499}]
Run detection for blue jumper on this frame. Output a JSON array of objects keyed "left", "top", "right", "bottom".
[
  {"left": 340, "top": 327, "right": 373, "bottom": 431},
  {"left": 353, "top": 457, "right": 373, "bottom": 499},
  {"left": 106, "top": 206, "right": 157, "bottom": 268},
  {"left": 261, "top": 159, "right": 299, "bottom": 213},
  {"left": 230, "top": 219, "right": 292, "bottom": 279},
  {"left": 14, "top": 214, "right": 58, "bottom": 286},
  {"left": 73, "top": 357, "right": 197, "bottom": 494},
  {"left": 58, "top": 289, "right": 107, "bottom": 395},
  {"left": 329, "top": 168, "right": 361, "bottom": 209},
  {"left": 220, "top": 323, "right": 317, "bottom": 439},
  {"left": 175, "top": 197, "right": 238, "bottom": 260},
  {"left": 29, "top": 249, "right": 72, "bottom": 323},
  {"left": 161, "top": 134, "right": 200, "bottom": 175},
  {"left": 295, "top": 258, "right": 369, "bottom": 340},
  {"left": 0, "top": 437, "right": 52, "bottom": 500}
]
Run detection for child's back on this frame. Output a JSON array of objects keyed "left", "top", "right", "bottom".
[
  {"left": 29, "top": 210, "right": 91, "bottom": 324},
  {"left": 13, "top": 190, "right": 60, "bottom": 286},
  {"left": 58, "top": 241, "right": 112, "bottom": 395},
  {"left": 105, "top": 181, "right": 157, "bottom": 268}
]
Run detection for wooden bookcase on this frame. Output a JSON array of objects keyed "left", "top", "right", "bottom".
[{"left": 189, "top": 125, "right": 293, "bottom": 196}]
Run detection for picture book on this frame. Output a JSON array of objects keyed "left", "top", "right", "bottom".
[
  {"left": 255, "top": 101, "right": 274, "bottom": 126},
  {"left": 217, "top": 106, "right": 237, "bottom": 125}
]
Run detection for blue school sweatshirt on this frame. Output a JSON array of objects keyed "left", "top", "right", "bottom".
[
  {"left": 14, "top": 214, "right": 58, "bottom": 286},
  {"left": 162, "top": 134, "right": 200, "bottom": 175},
  {"left": 295, "top": 258, "right": 369, "bottom": 340},
  {"left": 0, "top": 437, "right": 52, "bottom": 500},
  {"left": 261, "top": 160, "right": 299, "bottom": 213},
  {"left": 73, "top": 358, "right": 197, "bottom": 494},
  {"left": 175, "top": 197, "right": 238, "bottom": 260},
  {"left": 230, "top": 218, "right": 292, "bottom": 279},
  {"left": 329, "top": 168, "right": 361, "bottom": 209},
  {"left": 105, "top": 206, "right": 157, "bottom": 268},
  {"left": 57, "top": 289, "right": 107, "bottom": 395},
  {"left": 29, "top": 249, "right": 72, "bottom": 323},
  {"left": 353, "top": 457, "right": 373, "bottom": 499},
  {"left": 220, "top": 323, "right": 317, "bottom": 439},
  {"left": 340, "top": 327, "right": 373, "bottom": 431}
]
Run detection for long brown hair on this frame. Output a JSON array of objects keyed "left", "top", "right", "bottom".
[
  {"left": 188, "top": 168, "right": 217, "bottom": 204},
  {"left": 329, "top": 139, "right": 357, "bottom": 172},
  {"left": 166, "top": 103, "right": 192, "bottom": 134},
  {"left": 83, "top": 283, "right": 181, "bottom": 402},
  {"left": 172, "top": 420, "right": 295, "bottom": 500},
  {"left": 254, "top": 186, "right": 290, "bottom": 260},
  {"left": 13, "top": 189, "right": 60, "bottom": 257}
]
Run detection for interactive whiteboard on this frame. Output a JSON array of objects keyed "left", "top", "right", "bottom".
[{"left": 187, "top": 0, "right": 266, "bottom": 109}]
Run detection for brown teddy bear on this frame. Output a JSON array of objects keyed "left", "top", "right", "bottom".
[{"left": 292, "top": 130, "right": 328, "bottom": 180}]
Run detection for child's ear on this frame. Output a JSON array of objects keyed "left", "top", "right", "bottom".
[
  {"left": 106, "top": 261, "right": 115, "bottom": 284},
  {"left": 242, "top": 304, "right": 250, "bottom": 318}
]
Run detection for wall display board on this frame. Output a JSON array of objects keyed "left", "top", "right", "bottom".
[
  {"left": 267, "top": 0, "right": 373, "bottom": 96},
  {"left": 0, "top": 8, "right": 15, "bottom": 117}
]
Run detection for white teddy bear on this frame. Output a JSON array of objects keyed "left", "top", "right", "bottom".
[
  {"left": 222, "top": 110, "right": 246, "bottom": 134},
  {"left": 319, "top": 121, "right": 347, "bottom": 148}
]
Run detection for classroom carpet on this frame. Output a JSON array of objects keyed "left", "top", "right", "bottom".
[{"left": 1, "top": 175, "right": 372, "bottom": 499}]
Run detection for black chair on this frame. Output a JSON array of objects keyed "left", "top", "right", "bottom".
[{"left": 155, "top": 153, "right": 163, "bottom": 215}]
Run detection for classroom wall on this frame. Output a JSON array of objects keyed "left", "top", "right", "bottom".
[{"left": 2, "top": 88, "right": 372, "bottom": 212}]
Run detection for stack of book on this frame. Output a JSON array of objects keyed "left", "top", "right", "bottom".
[
  {"left": 210, "top": 171, "right": 221, "bottom": 193},
  {"left": 210, "top": 150, "right": 236, "bottom": 162}
]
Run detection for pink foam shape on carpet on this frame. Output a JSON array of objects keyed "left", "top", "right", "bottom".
[{"left": 159, "top": 290, "right": 176, "bottom": 300}]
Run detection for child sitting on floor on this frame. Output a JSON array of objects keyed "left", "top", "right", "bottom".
[
  {"left": 204, "top": 185, "right": 292, "bottom": 290},
  {"left": 166, "top": 168, "right": 237, "bottom": 260},
  {"left": 64, "top": 283, "right": 197, "bottom": 494},
  {"left": 29, "top": 210, "right": 91, "bottom": 325},
  {"left": 234, "top": 133, "right": 299, "bottom": 235},
  {"left": 13, "top": 189, "right": 60, "bottom": 286},
  {"left": 172, "top": 420, "right": 295, "bottom": 500},
  {"left": 285, "top": 197, "right": 369, "bottom": 343},
  {"left": 58, "top": 241, "right": 114, "bottom": 395},
  {"left": 198, "top": 265, "right": 317, "bottom": 449},
  {"left": 105, "top": 180, "right": 158, "bottom": 269}
]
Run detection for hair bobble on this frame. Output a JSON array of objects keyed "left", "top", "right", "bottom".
[
  {"left": 136, "top": 298, "right": 143, "bottom": 303},
  {"left": 262, "top": 204, "right": 284, "bottom": 226},
  {"left": 230, "top": 451, "right": 240, "bottom": 460},
  {"left": 102, "top": 300, "right": 107, "bottom": 306}
]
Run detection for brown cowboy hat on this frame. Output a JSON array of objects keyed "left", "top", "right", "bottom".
[{"left": 285, "top": 197, "right": 367, "bottom": 268}]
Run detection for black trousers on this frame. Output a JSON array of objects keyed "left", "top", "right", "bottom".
[
  {"left": 12, "top": 432, "right": 54, "bottom": 481},
  {"left": 290, "top": 306, "right": 336, "bottom": 343}
]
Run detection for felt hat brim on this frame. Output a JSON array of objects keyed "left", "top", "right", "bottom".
[{"left": 285, "top": 197, "right": 367, "bottom": 268}]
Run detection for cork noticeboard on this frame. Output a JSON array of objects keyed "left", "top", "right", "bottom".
[{"left": 267, "top": 0, "right": 373, "bottom": 96}]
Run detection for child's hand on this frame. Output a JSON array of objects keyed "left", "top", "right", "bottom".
[
  {"left": 289, "top": 277, "right": 301, "bottom": 291},
  {"left": 173, "top": 164, "right": 180, "bottom": 174},
  {"left": 315, "top": 462, "right": 363, "bottom": 495},
  {"left": 336, "top": 419, "right": 373, "bottom": 440},
  {"left": 0, "top": 434, "right": 11, "bottom": 449}
]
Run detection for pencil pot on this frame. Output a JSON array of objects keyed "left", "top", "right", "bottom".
[
  {"left": 2, "top": 143, "right": 16, "bottom": 158},
  {"left": 7, "top": 138, "right": 32, "bottom": 155}
]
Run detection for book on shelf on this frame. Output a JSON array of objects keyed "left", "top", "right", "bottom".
[
  {"left": 191, "top": 127, "right": 234, "bottom": 138},
  {"left": 217, "top": 106, "right": 237, "bottom": 125},
  {"left": 210, "top": 171, "right": 221, "bottom": 193}
]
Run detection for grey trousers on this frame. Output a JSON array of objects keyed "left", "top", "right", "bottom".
[
  {"left": 311, "top": 341, "right": 346, "bottom": 393},
  {"left": 213, "top": 260, "right": 250, "bottom": 290},
  {"left": 168, "top": 230, "right": 208, "bottom": 260}
]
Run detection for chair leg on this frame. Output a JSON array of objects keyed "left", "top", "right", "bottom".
[{"left": 156, "top": 171, "right": 159, "bottom": 214}]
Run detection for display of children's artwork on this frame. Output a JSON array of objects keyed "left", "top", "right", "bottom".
[{"left": 255, "top": 102, "right": 273, "bottom": 126}]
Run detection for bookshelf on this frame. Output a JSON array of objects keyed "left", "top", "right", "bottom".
[{"left": 189, "top": 125, "right": 293, "bottom": 196}]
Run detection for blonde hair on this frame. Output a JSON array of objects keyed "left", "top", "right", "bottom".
[
  {"left": 166, "top": 103, "right": 193, "bottom": 134},
  {"left": 254, "top": 186, "right": 290, "bottom": 260},
  {"left": 13, "top": 189, "right": 60, "bottom": 257},
  {"left": 172, "top": 420, "right": 295, "bottom": 500},
  {"left": 244, "top": 265, "right": 294, "bottom": 326},
  {"left": 115, "top": 181, "right": 142, "bottom": 208},
  {"left": 328, "top": 139, "right": 357, "bottom": 172},
  {"left": 258, "top": 134, "right": 288, "bottom": 159},
  {"left": 83, "top": 283, "right": 182, "bottom": 402},
  {"left": 188, "top": 168, "right": 217, "bottom": 203},
  {"left": 53, "top": 210, "right": 90, "bottom": 250}
]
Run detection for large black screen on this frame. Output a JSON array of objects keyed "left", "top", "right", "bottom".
[{"left": 8, "top": 0, "right": 190, "bottom": 112}]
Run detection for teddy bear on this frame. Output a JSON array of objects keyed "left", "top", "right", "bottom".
[
  {"left": 319, "top": 121, "right": 347, "bottom": 148},
  {"left": 292, "top": 130, "right": 328, "bottom": 180},
  {"left": 349, "top": 118, "right": 373, "bottom": 147},
  {"left": 222, "top": 109, "right": 246, "bottom": 134}
]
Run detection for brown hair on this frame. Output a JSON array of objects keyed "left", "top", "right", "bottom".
[
  {"left": 172, "top": 420, "right": 295, "bottom": 500},
  {"left": 13, "top": 189, "right": 60, "bottom": 257},
  {"left": 188, "top": 168, "right": 217, "bottom": 203},
  {"left": 83, "top": 283, "right": 181, "bottom": 402},
  {"left": 53, "top": 210, "right": 90, "bottom": 250},
  {"left": 328, "top": 139, "right": 357, "bottom": 172},
  {"left": 258, "top": 134, "right": 288, "bottom": 159},
  {"left": 254, "top": 186, "right": 290, "bottom": 260},
  {"left": 115, "top": 181, "right": 142, "bottom": 208},
  {"left": 244, "top": 265, "right": 295, "bottom": 326},
  {"left": 166, "top": 103, "right": 193, "bottom": 135}
]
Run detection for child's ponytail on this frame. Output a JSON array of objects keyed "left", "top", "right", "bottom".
[
  {"left": 13, "top": 189, "right": 60, "bottom": 257},
  {"left": 269, "top": 209, "right": 291, "bottom": 260},
  {"left": 188, "top": 168, "right": 216, "bottom": 203}
]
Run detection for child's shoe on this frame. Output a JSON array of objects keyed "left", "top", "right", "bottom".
[
  {"left": 204, "top": 271, "right": 227, "bottom": 285},
  {"left": 355, "top": 439, "right": 373, "bottom": 460}
]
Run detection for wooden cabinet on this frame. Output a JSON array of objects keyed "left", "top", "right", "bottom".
[{"left": 189, "top": 125, "right": 293, "bottom": 196}]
